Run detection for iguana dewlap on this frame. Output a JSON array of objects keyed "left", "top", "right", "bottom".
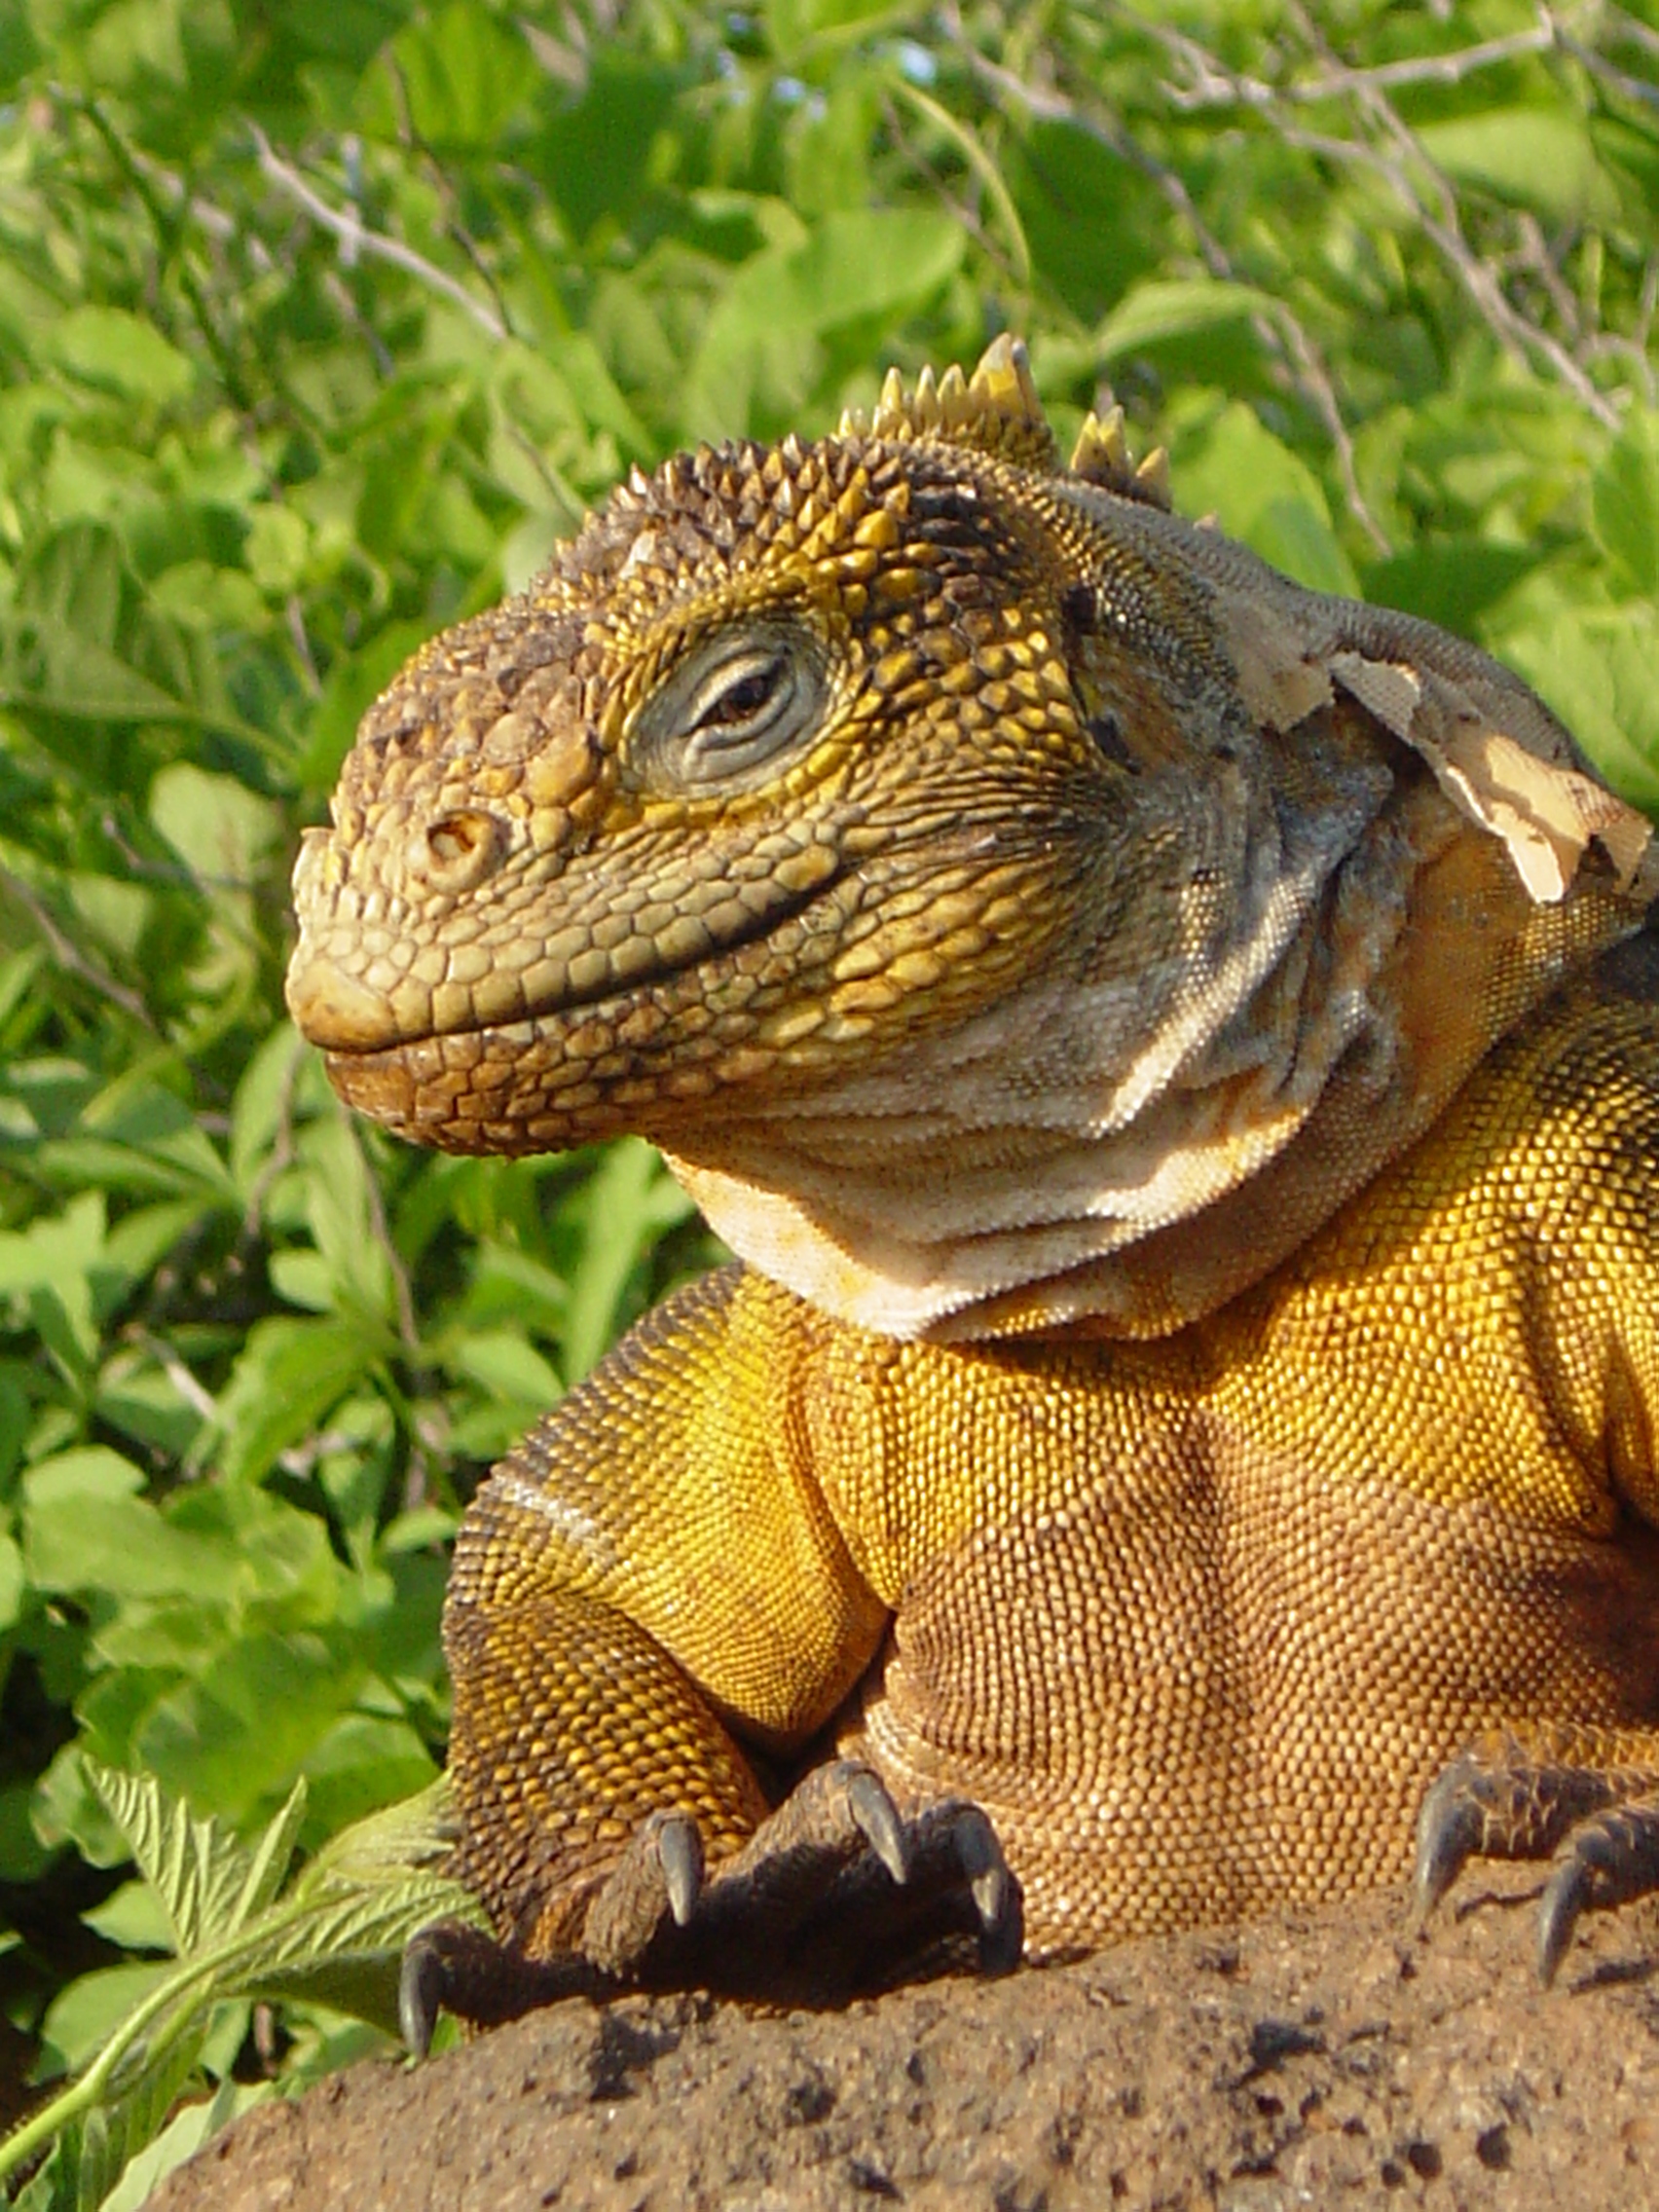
[{"left": 286, "top": 338, "right": 1659, "bottom": 2025}]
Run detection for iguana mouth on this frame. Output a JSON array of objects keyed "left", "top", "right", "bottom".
[{"left": 288, "top": 855, "right": 850, "bottom": 1059}]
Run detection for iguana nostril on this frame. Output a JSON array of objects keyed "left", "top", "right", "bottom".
[{"left": 422, "top": 810, "right": 505, "bottom": 892}]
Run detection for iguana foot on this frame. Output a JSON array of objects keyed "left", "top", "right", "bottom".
[
  {"left": 683, "top": 1765, "right": 1023, "bottom": 1986},
  {"left": 402, "top": 1761, "right": 1020, "bottom": 2050},
  {"left": 1412, "top": 1725, "right": 1659, "bottom": 1982},
  {"left": 399, "top": 1918, "right": 605, "bottom": 2055}
]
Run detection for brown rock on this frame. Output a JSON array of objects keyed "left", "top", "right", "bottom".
[{"left": 152, "top": 1875, "right": 1659, "bottom": 2211}]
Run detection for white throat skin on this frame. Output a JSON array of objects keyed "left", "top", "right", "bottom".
[{"left": 664, "top": 746, "right": 1416, "bottom": 1342}]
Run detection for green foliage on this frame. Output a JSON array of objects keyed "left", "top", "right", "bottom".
[
  {"left": 0, "top": 0, "right": 1655, "bottom": 2197},
  {"left": 0, "top": 1763, "right": 475, "bottom": 2208}
]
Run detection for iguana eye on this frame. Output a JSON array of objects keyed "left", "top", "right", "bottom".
[
  {"left": 630, "top": 624, "right": 827, "bottom": 790},
  {"left": 687, "top": 649, "right": 788, "bottom": 734}
]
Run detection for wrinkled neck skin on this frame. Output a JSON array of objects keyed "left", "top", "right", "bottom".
[{"left": 663, "top": 727, "right": 1530, "bottom": 1344}]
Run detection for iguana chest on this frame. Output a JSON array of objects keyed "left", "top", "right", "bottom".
[{"left": 800, "top": 965, "right": 1659, "bottom": 1940}]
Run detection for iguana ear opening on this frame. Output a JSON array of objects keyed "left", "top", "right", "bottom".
[{"left": 1327, "top": 649, "right": 1657, "bottom": 907}]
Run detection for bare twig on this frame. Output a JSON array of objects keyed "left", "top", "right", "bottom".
[
  {"left": 124, "top": 140, "right": 274, "bottom": 270},
  {"left": 246, "top": 121, "right": 506, "bottom": 341},
  {"left": 1511, "top": 210, "right": 1583, "bottom": 342},
  {"left": 1137, "top": 3, "right": 1624, "bottom": 432},
  {"left": 322, "top": 266, "right": 395, "bottom": 376},
  {"left": 0, "top": 865, "right": 157, "bottom": 1031},
  {"left": 1562, "top": 27, "right": 1659, "bottom": 111},
  {"left": 950, "top": 18, "right": 1392, "bottom": 553},
  {"left": 276, "top": 1427, "right": 370, "bottom": 1479},
  {"left": 1159, "top": 17, "right": 1555, "bottom": 109},
  {"left": 1296, "top": 1, "right": 1621, "bottom": 428},
  {"left": 890, "top": 76, "right": 1033, "bottom": 286},
  {"left": 132, "top": 1331, "right": 219, "bottom": 1424},
  {"left": 286, "top": 596, "right": 321, "bottom": 694},
  {"left": 880, "top": 92, "right": 1017, "bottom": 288}
]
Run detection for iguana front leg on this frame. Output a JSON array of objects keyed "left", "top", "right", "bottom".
[{"left": 405, "top": 1269, "right": 1017, "bottom": 2047}]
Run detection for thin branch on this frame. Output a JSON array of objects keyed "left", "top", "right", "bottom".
[
  {"left": 1608, "top": 6, "right": 1659, "bottom": 64},
  {"left": 1509, "top": 209, "right": 1584, "bottom": 343},
  {"left": 277, "top": 1427, "right": 370, "bottom": 1479},
  {"left": 132, "top": 1332, "right": 219, "bottom": 1425},
  {"left": 245, "top": 122, "right": 506, "bottom": 341},
  {"left": 1291, "top": 19, "right": 1555, "bottom": 97},
  {"left": 1561, "top": 27, "right": 1659, "bottom": 111},
  {"left": 286, "top": 596, "right": 321, "bottom": 695},
  {"left": 1287, "top": 0, "right": 1621, "bottom": 428},
  {"left": 1137, "top": 4, "right": 1623, "bottom": 432},
  {"left": 0, "top": 866, "right": 157, "bottom": 1031},
  {"left": 950, "top": 19, "right": 1391, "bottom": 553},
  {"left": 1160, "top": 18, "right": 1556, "bottom": 109},
  {"left": 891, "top": 75, "right": 1033, "bottom": 287},
  {"left": 322, "top": 266, "right": 395, "bottom": 377},
  {"left": 881, "top": 91, "right": 1024, "bottom": 291}
]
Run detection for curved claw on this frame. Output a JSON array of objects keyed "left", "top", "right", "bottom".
[
  {"left": 1537, "top": 1855, "right": 1589, "bottom": 1987},
  {"left": 582, "top": 1806, "right": 710, "bottom": 1974},
  {"left": 847, "top": 1766, "right": 909, "bottom": 1888},
  {"left": 399, "top": 1926, "right": 450, "bottom": 2058},
  {"left": 1411, "top": 1758, "right": 1486, "bottom": 1925},
  {"left": 656, "top": 1810, "right": 704, "bottom": 1927},
  {"left": 949, "top": 1804, "right": 1022, "bottom": 1973}
]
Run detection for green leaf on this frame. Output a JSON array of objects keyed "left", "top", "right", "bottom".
[
  {"left": 449, "top": 1329, "right": 562, "bottom": 1406},
  {"left": 561, "top": 1139, "right": 695, "bottom": 1382},
  {"left": 134, "top": 1633, "right": 363, "bottom": 1817},
  {"left": 24, "top": 1490, "right": 242, "bottom": 1606},
  {"left": 35, "top": 1962, "right": 175, "bottom": 2082},
  {"left": 23, "top": 1450, "right": 145, "bottom": 1509},
  {"left": 86, "top": 1762, "right": 303, "bottom": 1954},
  {"left": 686, "top": 208, "right": 965, "bottom": 437},
  {"left": 1171, "top": 402, "right": 1359, "bottom": 596},
  {"left": 45, "top": 310, "right": 195, "bottom": 407},
  {"left": 0, "top": 1530, "right": 25, "bottom": 1632},
  {"left": 1591, "top": 408, "right": 1659, "bottom": 600},
  {"left": 765, "top": 0, "right": 907, "bottom": 59},
  {"left": 1495, "top": 602, "right": 1659, "bottom": 812},
  {"left": 80, "top": 1881, "right": 172, "bottom": 1954},
  {"left": 1415, "top": 109, "right": 1616, "bottom": 225},
  {"left": 382, "top": 4, "right": 531, "bottom": 151},
  {"left": 1, "top": 1764, "right": 474, "bottom": 2200},
  {"left": 92, "top": 2077, "right": 271, "bottom": 2212},
  {"left": 207, "top": 1317, "right": 383, "bottom": 1485},
  {"left": 0, "top": 612, "right": 191, "bottom": 724},
  {"left": 1095, "top": 278, "right": 1274, "bottom": 360},
  {"left": 0, "top": 1760, "right": 480, "bottom": 2194}
]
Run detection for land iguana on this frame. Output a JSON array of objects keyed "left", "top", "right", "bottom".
[{"left": 285, "top": 337, "right": 1659, "bottom": 2046}]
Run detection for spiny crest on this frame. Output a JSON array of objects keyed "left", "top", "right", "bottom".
[
  {"left": 1068, "top": 405, "right": 1172, "bottom": 511},
  {"left": 834, "top": 334, "right": 1174, "bottom": 511},
  {"left": 550, "top": 424, "right": 886, "bottom": 612},
  {"left": 835, "top": 334, "right": 1056, "bottom": 470}
]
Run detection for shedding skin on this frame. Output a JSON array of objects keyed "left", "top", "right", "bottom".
[{"left": 287, "top": 339, "right": 1659, "bottom": 2038}]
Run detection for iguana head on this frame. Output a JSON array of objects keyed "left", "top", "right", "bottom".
[{"left": 287, "top": 337, "right": 1655, "bottom": 1341}]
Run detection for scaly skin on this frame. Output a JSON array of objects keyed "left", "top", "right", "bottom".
[{"left": 287, "top": 339, "right": 1659, "bottom": 2024}]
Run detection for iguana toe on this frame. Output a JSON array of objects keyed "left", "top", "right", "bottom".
[{"left": 1412, "top": 1726, "right": 1659, "bottom": 1980}]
